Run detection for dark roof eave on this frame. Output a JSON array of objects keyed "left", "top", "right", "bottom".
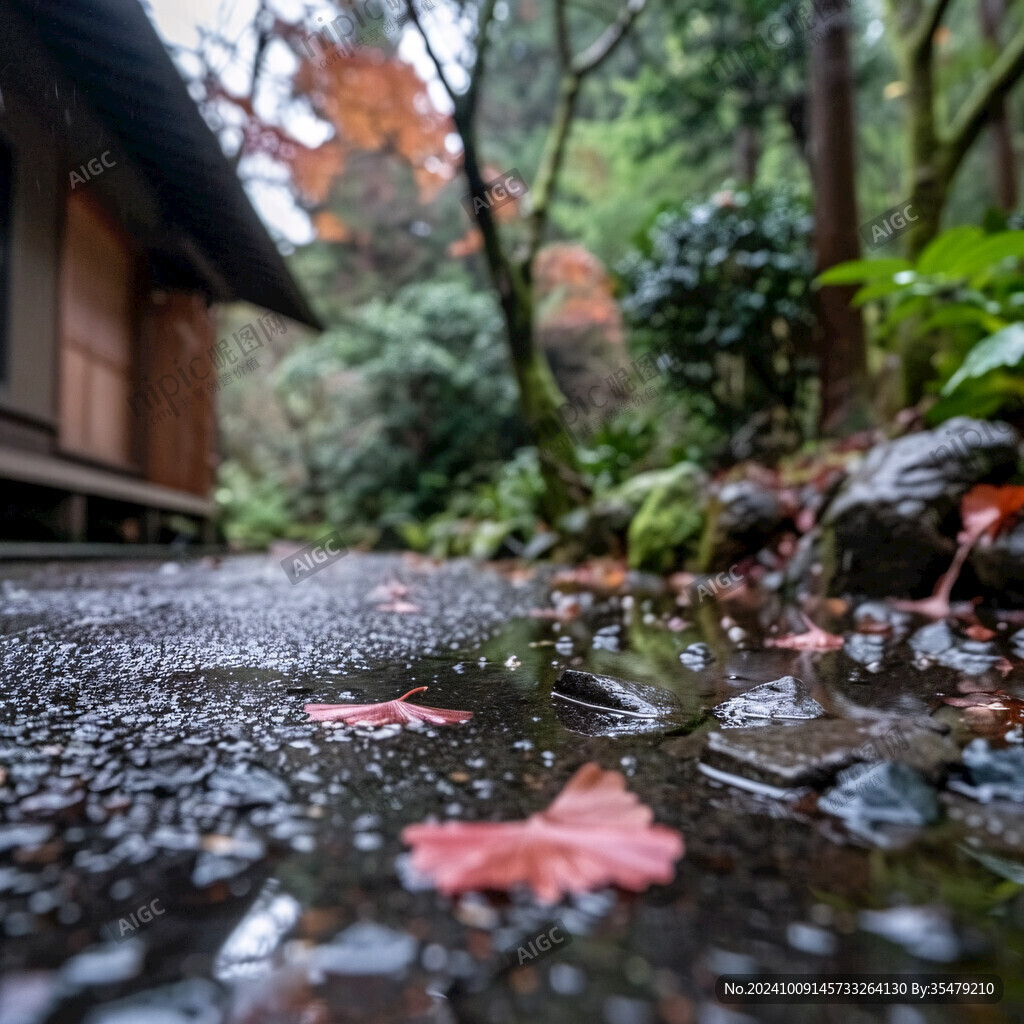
[{"left": 11, "top": 0, "right": 323, "bottom": 331}]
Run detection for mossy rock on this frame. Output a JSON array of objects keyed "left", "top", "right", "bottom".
[
  {"left": 626, "top": 462, "right": 705, "bottom": 572},
  {"left": 697, "top": 480, "right": 785, "bottom": 573}
]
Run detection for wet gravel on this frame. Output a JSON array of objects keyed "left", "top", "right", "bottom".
[{"left": 0, "top": 554, "right": 1023, "bottom": 1023}]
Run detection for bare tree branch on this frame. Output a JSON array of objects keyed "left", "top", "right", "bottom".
[
  {"left": 944, "top": 18, "right": 1024, "bottom": 174},
  {"left": 461, "top": 0, "right": 500, "bottom": 122},
  {"left": 572, "top": 0, "right": 646, "bottom": 76},
  {"left": 403, "top": 0, "right": 457, "bottom": 104},
  {"left": 555, "top": 0, "right": 572, "bottom": 67},
  {"left": 909, "top": 0, "right": 957, "bottom": 53}
]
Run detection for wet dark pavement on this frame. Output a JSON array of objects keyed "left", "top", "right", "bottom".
[{"left": 1, "top": 555, "right": 1023, "bottom": 1023}]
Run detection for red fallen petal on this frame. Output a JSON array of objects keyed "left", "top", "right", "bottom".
[
  {"left": 305, "top": 687, "right": 472, "bottom": 727},
  {"left": 959, "top": 484, "right": 1024, "bottom": 545},
  {"left": 375, "top": 600, "right": 421, "bottom": 613},
  {"left": 941, "top": 690, "right": 1023, "bottom": 710},
  {"left": 366, "top": 580, "right": 409, "bottom": 602},
  {"left": 965, "top": 624, "right": 997, "bottom": 641},
  {"left": 765, "top": 613, "right": 844, "bottom": 650},
  {"left": 402, "top": 763, "right": 684, "bottom": 903}
]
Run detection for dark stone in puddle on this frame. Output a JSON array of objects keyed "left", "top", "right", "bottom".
[
  {"left": 909, "top": 621, "right": 1000, "bottom": 674},
  {"left": 553, "top": 669, "right": 684, "bottom": 718},
  {"left": 678, "top": 642, "right": 715, "bottom": 671},
  {"left": 820, "top": 762, "right": 940, "bottom": 827},
  {"left": 553, "top": 669, "right": 694, "bottom": 736},
  {"left": 713, "top": 676, "right": 824, "bottom": 727},
  {"left": 702, "top": 717, "right": 955, "bottom": 791},
  {"left": 554, "top": 700, "right": 678, "bottom": 737},
  {"left": 843, "top": 632, "right": 888, "bottom": 667},
  {"left": 1011, "top": 628, "right": 1024, "bottom": 658},
  {"left": 952, "top": 739, "right": 1024, "bottom": 802},
  {"left": 819, "top": 417, "right": 1019, "bottom": 598}
]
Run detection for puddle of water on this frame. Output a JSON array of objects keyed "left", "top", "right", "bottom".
[{"left": 1, "top": 565, "right": 1022, "bottom": 1022}]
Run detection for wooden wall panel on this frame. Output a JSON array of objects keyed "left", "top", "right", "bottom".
[
  {"left": 139, "top": 292, "right": 216, "bottom": 497},
  {"left": 58, "top": 192, "right": 134, "bottom": 467}
]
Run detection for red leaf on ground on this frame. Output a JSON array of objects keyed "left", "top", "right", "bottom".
[
  {"left": 375, "top": 600, "right": 421, "bottom": 613},
  {"left": 366, "top": 579, "right": 410, "bottom": 602},
  {"left": 550, "top": 560, "right": 628, "bottom": 593},
  {"left": 959, "top": 484, "right": 1024, "bottom": 546},
  {"left": 528, "top": 601, "right": 581, "bottom": 622},
  {"left": 401, "top": 763, "right": 684, "bottom": 903},
  {"left": 940, "top": 689, "right": 1024, "bottom": 736},
  {"left": 765, "top": 613, "right": 844, "bottom": 650},
  {"left": 965, "top": 623, "right": 997, "bottom": 641},
  {"left": 305, "top": 687, "right": 472, "bottom": 727}
]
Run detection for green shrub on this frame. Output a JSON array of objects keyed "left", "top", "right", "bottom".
[
  {"left": 619, "top": 187, "right": 816, "bottom": 437},
  {"left": 274, "top": 280, "right": 526, "bottom": 534}
]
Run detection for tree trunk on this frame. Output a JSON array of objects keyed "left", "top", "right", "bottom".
[
  {"left": 980, "top": 0, "right": 1018, "bottom": 211},
  {"left": 809, "top": 5, "right": 868, "bottom": 432},
  {"left": 497, "top": 263, "right": 589, "bottom": 523},
  {"left": 456, "top": 123, "right": 587, "bottom": 525},
  {"left": 733, "top": 122, "right": 761, "bottom": 185},
  {"left": 903, "top": 39, "right": 949, "bottom": 259}
]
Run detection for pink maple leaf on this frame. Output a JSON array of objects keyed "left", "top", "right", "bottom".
[
  {"left": 304, "top": 687, "right": 472, "bottom": 727},
  {"left": 375, "top": 600, "right": 421, "bottom": 613},
  {"left": 401, "top": 763, "right": 684, "bottom": 903},
  {"left": 765, "top": 613, "right": 845, "bottom": 650}
]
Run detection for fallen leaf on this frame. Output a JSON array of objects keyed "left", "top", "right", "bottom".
[
  {"left": 940, "top": 689, "right": 1024, "bottom": 736},
  {"left": 765, "top": 613, "right": 845, "bottom": 650},
  {"left": 305, "top": 687, "right": 472, "bottom": 727},
  {"left": 375, "top": 600, "right": 421, "bottom": 614},
  {"left": 965, "top": 623, "right": 997, "bottom": 641},
  {"left": 401, "top": 763, "right": 684, "bottom": 902},
  {"left": 528, "top": 601, "right": 580, "bottom": 622},
  {"left": 366, "top": 579, "right": 409, "bottom": 602},
  {"left": 959, "top": 484, "right": 1024, "bottom": 545},
  {"left": 550, "top": 560, "right": 628, "bottom": 594}
]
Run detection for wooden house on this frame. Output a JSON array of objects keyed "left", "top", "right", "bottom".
[{"left": 0, "top": 0, "right": 320, "bottom": 549}]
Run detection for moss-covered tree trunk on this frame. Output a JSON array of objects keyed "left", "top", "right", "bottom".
[
  {"left": 408, "top": 0, "right": 646, "bottom": 524},
  {"left": 886, "top": 0, "right": 1024, "bottom": 259},
  {"left": 497, "top": 258, "right": 589, "bottom": 522},
  {"left": 882, "top": 0, "right": 1024, "bottom": 402}
]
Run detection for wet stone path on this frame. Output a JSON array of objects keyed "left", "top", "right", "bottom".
[{"left": 0, "top": 555, "right": 1022, "bottom": 1023}]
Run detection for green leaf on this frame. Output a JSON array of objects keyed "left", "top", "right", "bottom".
[
  {"left": 879, "top": 295, "right": 928, "bottom": 332},
  {"left": 948, "top": 231, "right": 1024, "bottom": 279},
  {"left": 816, "top": 258, "right": 912, "bottom": 286},
  {"left": 918, "top": 306, "right": 1008, "bottom": 336},
  {"left": 852, "top": 279, "right": 909, "bottom": 305},
  {"left": 917, "top": 226, "right": 984, "bottom": 276},
  {"left": 942, "top": 323, "right": 1024, "bottom": 394}
]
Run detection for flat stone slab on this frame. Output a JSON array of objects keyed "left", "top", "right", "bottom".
[
  {"left": 701, "top": 717, "right": 956, "bottom": 792},
  {"left": 553, "top": 668, "right": 684, "bottom": 718},
  {"left": 712, "top": 676, "right": 825, "bottom": 727}
]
